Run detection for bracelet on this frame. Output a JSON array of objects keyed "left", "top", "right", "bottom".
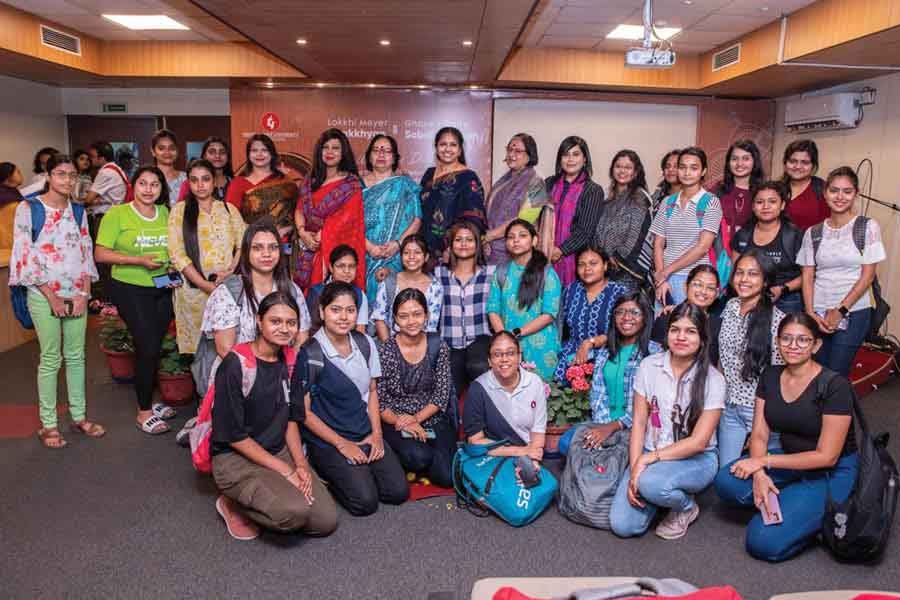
[
  {"left": 766, "top": 453, "right": 771, "bottom": 470},
  {"left": 77, "top": 291, "right": 90, "bottom": 297}
]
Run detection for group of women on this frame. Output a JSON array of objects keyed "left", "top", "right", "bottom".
[{"left": 8, "top": 123, "right": 885, "bottom": 562}]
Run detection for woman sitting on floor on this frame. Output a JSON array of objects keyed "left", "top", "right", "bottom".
[
  {"left": 300, "top": 281, "right": 409, "bottom": 516},
  {"left": 610, "top": 302, "right": 725, "bottom": 540},
  {"left": 211, "top": 291, "right": 337, "bottom": 541},
  {"left": 463, "top": 331, "right": 548, "bottom": 473},
  {"left": 714, "top": 313, "right": 858, "bottom": 562},
  {"left": 557, "top": 292, "right": 661, "bottom": 456},
  {"left": 377, "top": 288, "right": 456, "bottom": 488}
]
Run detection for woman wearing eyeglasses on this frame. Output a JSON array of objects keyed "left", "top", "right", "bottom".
[
  {"left": 361, "top": 134, "right": 421, "bottom": 307},
  {"left": 651, "top": 264, "right": 722, "bottom": 366},
  {"left": 715, "top": 313, "right": 858, "bottom": 562},
  {"left": 483, "top": 133, "right": 552, "bottom": 265}
]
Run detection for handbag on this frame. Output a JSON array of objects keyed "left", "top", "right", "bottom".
[{"left": 452, "top": 441, "right": 558, "bottom": 527}]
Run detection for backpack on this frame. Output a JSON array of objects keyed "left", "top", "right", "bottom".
[
  {"left": 191, "top": 274, "right": 245, "bottom": 398},
  {"left": 664, "top": 191, "right": 732, "bottom": 291},
  {"left": 190, "top": 342, "right": 298, "bottom": 474},
  {"left": 10, "top": 198, "right": 87, "bottom": 329},
  {"left": 810, "top": 216, "right": 890, "bottom": 342},
  {"left": 302, "top": 329, "right": 373, "bottom": 390},
  {"left": 557, "top": 427, "right": 630, "bottom": 530},
  {"left": 821, "top": 375, "right": 899, "bottom": 563},
  {"left": 101, "top": 162, "right": 134, "bottom": 203}
]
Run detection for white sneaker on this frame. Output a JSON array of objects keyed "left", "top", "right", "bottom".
[{"left": 655, "top": 502, "right": 700, "bottom": 540}]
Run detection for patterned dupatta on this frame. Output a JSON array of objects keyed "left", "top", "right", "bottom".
[
  {"left": 238, "top": 174, "right": 298, "bottom": 230},
  {"left": 486, "top": 167, "right": 549, "bottom": 264}
]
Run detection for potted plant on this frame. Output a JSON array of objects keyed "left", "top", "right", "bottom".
[
  {"left": 97, "top": 305, "right": 135, "bottom": 383},
  {"left": 157, "top": 329, "right": 195, "bottom": 406},
  {"left": 545, "top": 363, "right": 594, "bottom": 455}
]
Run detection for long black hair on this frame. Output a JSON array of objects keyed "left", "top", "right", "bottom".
[
  {"left": 504, "top": 218, "right": 548, "bottom": 310},
  {"left": 130, "top": 165, "right": 169, "bottom": 207},
  {"left": 608, "top": 149, "right": 648, "bottom": 206},
  {"left": 0, "top": 162, "right": 17, "bottom": 184},
  {"left": 665, "top": 302, "right": 711, "bottom": 434},
  {"left": 730, "top": 248, "right": 777, "bottom": 382},
  {"left": 181, "top": 159, "right": 217, "bottom": 275},
  {"left": 658, "top": 148, "right": 681, "bottom": 197},
  {"left": 72, "top": 149, "right": 91, "bottom": 175},
  {"left": 238, "top": 219, "right": 295, "bottom": 316},
  {"left": 721, "top": 139, "right": 765, "bottom": 196},
  {"left": 553, "top": 136, "right": 592, "bottom": 179},
  {"left": 434, "top": 127, "right": 467, "bottom": 165},
  {"left": 310, "top": 128, "right": 358, "bottom": 192},
  {"left": 239, "top": 133, "right": 284, "bottom": 178},
  {"left": 608, "top": 292, "right": 653, "bottom": 361},
  {"left": 201, "top": 136, "right": 234, "bottom": 178}
]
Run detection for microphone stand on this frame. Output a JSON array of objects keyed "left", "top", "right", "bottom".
[{"left": 860, "top": 193, "right": 900, "bottom": 214}]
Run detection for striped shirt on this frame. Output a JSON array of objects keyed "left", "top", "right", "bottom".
[
  {"left": 435, "top": 264, "right": 495, "bottom": 350},
  {"left": 649, "top": 189, "right": 723, "bottom": 276}
]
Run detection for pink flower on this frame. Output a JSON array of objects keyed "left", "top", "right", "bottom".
[
  {"left": 571, "top": 377, "right": 590, "bottom": 392},
  {"left": 520, "top": 361, "right": 537, "bottom": 371},
  {"left": 542, "top": 382, "right": 551, "bottom": 398},
  {"left": 581, "top": 362, "right": 594, "bottom": 376},
  {"left": 565, "top": 365, "right": 585, "bottom": 382}
]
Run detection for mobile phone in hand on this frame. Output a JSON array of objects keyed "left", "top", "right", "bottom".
[{"left": 760, "top": 491, "right": 783, "bottom": 525}]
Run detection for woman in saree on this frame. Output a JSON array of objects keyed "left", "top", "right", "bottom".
[
  {"left": 419, "top": 127, "right": 486, "bottom": 260},
  {"left": 294, "top": 128, "right": 366, "bottom": 292},
  {"left": 483, "top": 133, "right": 553, "bottom": 265},
  {"left": 225, "top": 134, "right": 297, "bottom": 240},
  {"left": 362, "top": 134, "right": 421, "bottom": 306}
]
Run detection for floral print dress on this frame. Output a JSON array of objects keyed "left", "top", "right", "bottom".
[{"left": 371, "top": 275, "right": 443, "bottom": 335}]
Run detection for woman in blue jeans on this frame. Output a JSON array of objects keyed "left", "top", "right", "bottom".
[
  {"left": 609, "top": 303, "right": 725, "bottom": 540},
  {"left": 797, "top": 166, "right": 885, "bottom": 377},
  {"left": 715, "top": 313, "right": 858, "bottom": 562}
]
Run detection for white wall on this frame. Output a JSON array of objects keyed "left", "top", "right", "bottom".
[
  {"left": 60, "top": 87, "right": 229, "bottom": 116},
  {"left": 774, "top": 72, "right": 900, "bottom": 334},
  {"left": 492, "top": 98, "right": 697, "bottom": 189},
  {"left": 0, "top": 76, "right": 67, "bottom": 180}
]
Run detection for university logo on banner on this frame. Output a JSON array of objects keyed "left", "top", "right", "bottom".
[{"left": 261, "top": 112, "right": 280, "bottom": 132}]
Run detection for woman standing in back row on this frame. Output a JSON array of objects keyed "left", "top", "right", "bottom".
[{"left": 781, "top": 139, "right": 828, "bottom": 231}]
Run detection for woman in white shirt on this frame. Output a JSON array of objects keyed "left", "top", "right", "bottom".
[
  {"left": 797, "top": 166, "right": 886, "bottom": 377},
  {"left": 609, "top": 302, "right": 725, "bottom": 540}
]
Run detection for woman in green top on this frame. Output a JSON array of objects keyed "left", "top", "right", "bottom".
[
  {"left": 487, "top": 218, "right": 561, "bottom": 381},
  {"left": 95, "top": 165, "right": 178, "bottom": 435}
]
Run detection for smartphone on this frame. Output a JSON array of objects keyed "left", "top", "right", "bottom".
[
  {"left": 400, "top": 429, "right": 437, "bottom": 439},
  {"left": 347, "top": 443, "right": 373, "bottom": 465},
  {"left": 153, "top": 272, "right": 184, "bottom": 289},
  {"left": 816, "top": 310, "right": 849, "bottom": 331},
  {"left": 760, "top": 491, "right": 783, "bottom": 526},
  {"left": 514, "top": 455, "right": 541, "bottom": 489}
]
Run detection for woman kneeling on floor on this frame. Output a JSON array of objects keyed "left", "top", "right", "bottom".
[
  {"left": 378, "top": 288, "right": 456, "bottom": 488},
  {"left": 463, "top": 331, "right": 548, "bottom": 475},
  {"left": 301, "top": 281, "right": 410, "bottom": 516},
  {"left": 212, "top": 291, "right": 337, "bottom": 541},
  {"left": 609, "top": 302, "right": 725, "bottom": 540},
  {"left": 714, "top": 313, "right": 858, "bottom": 562}
]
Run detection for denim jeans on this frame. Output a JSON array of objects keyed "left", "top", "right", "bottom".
[
  {"left": 717, "top": 403, "right": 782, "bottom": 467},
  {"left": 610, "top": 449, "right": 719, "bottom": 538},
  {"left": 715, "top": 451, "right": 858, "bottom": 562},
  {"left": 667, "top": 272, "right": 689, "bottom": 305},
  {"left": 775, "top": 291, "right": 804, "bottom": 314},
  {"left": 815, "top": 308, "right": 871, "bottom": 377}
]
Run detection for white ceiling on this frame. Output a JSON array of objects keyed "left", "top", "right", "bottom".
[
  {"left": 523, "top": 0, "right": 817, "bottom": 53},
  {"left": 2, "top": 0, "right": 244, "bottom": 42}
]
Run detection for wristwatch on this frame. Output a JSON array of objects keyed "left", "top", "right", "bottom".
[
  {"left": 838, "top": 305, "right": 850, "bottom": 318},
  {"left": 512, "top": 327, "right": 522, "bottom": 338}
]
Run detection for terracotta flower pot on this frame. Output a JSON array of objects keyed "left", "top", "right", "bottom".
[
  {"left": 544, "top": 423, "right": 573, "bottom": 457},
  {"left": 102, "top": 348, "right": 135, "bottom": 383},
  {"left": 158, "top": 372, "right": 195, "bottom": 406}
]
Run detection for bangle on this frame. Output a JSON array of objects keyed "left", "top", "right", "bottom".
[
  {"left": 77, "top": 291, "right": 90, "bottom": 297},
  {"left": 765, "top": 453, "right": 771, "bottom": 470}
]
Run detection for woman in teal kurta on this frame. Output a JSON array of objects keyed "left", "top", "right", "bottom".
[{"left": 487, "top": 219, "right": 561, "bottom": 380}]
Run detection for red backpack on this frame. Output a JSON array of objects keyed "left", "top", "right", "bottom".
[{"left": 190, "top": 343, "right": 298, "bottom": 474}]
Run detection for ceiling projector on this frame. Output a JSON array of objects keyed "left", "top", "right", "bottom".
[{"left": 625, "top": 46, "right": 676, "bottom": 68}]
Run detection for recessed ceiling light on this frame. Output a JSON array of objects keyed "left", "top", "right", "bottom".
[
  {"left": 760, "top": 5, "right": 770, "bottom": 10},
  {"left": 469, "top": 85, "right": 480, "bottom": 89},
  {"left": 296, "top": 38, "right": 307, "bottom": 45},
  {"left": 102, "top": 15, "right": 189, "bottom": 30},
  {"left": 316, "top": 82, "right": 326, "bottom": 88},
  {"left": 379, "top": 39, "right": 391, "bottom": 46},
  {"left": 462, "top": 40, "right": 473, "bottom": 46},
  {"left": 682, "top": 0, "right": 692, "bottom": 4},
  {"left": 606, "top": 24, "right": 680, "bottom": 40},
  {"left": 367, "top": 83, "right": 377, "bottom": 88},
  {"left": 416, "top": 84, "right": 427, "bottom": 89}
]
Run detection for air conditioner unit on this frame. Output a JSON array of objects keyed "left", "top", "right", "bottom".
[{"left": 784, "top": 92, "right": 860, "bottom": 133}]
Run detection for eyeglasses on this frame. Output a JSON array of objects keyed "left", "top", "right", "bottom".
[
  {"left": 778, "top": 334, "right": 814, "bottom": 348},
  {"left": 614, "top": 308, "right": 642, "bottom": 318},
  {"left": 506, "top": 147, "right": 527, "bottom": 155},
  {"left": 491, "top": 350, "right": 519, "bottom": 360},
  {"left": 689, "top": 281, "right": 719, "bottom": 293},
  {"left": 371, "top": 147, "right": 393, "bottom": 155},
  {"left": 50, "top": 171, "right": 79, "bottom": 180}
]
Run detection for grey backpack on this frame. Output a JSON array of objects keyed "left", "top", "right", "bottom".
[
  {"left": 557, "top": 426, "right": 630, "bottom": 530},
  {"left": 191, "top": 275, "right": 244, "bottom": 398}
]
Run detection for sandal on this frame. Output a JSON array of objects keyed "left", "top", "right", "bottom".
[
  {"left": 136, "top": 415, "right": 170, "bottom": 435},
  {"left": 152, "top": 403, "right": 177, "bottom": 420},
  {"left": 37, "top": 427, "right": 68, "bottom": 449},
  {"left": 70, "top": 421, "right": 106, "bottom": 438}
]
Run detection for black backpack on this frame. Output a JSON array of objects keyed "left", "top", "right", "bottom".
[{"left": 822, "top": 379, "right": 899, "bottom": 563}]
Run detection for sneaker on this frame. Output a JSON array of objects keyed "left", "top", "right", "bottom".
[
  {"left": 215, "top": 495, "right": 260, "bottom": 541},
  {"left": 655, "top": 502, "right": 700, "bottom": 540}
]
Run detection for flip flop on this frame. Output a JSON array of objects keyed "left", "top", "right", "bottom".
[
  {"left": 136, "top": 415, "right": 170, "bottom": 435},
  {"left": 37, "top": 427, "right": 68, "bottom": 449},
  {"left": 70, "top": 421, "right": 106, "bottom": 438},
  {"left": 152, "top": 403, "right": 177, "bottom": 420}
]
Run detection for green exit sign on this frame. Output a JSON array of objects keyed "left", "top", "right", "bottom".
[{"left": 102, "top": 103, "right": 127, "bottom": 113}]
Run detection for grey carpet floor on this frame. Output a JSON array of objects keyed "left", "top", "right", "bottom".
[{"left": 1, "top": 334, "right": 899, "bottom": 600}]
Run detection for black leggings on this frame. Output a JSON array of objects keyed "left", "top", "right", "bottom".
[
  {"left": 382, "top": 417, "right": 457, "bottom": 488},
  {"left": 109, "top": 279, "right": 174, "bottom": 411}
]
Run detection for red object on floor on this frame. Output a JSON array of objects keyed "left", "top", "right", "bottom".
[
  {"left": 407, "top": 482, "right": 455, "bottom": 502},
  {"left": 849, "top": 346, "right": 898, "bottom": 398},
  {"left": 491, "top": 585, "right": 742, "bottom": 600},
  {"left": 0, "top": 404, "right": 68, "bottom": 439}
]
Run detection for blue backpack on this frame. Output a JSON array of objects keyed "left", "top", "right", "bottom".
[
  {"left": 664, "top": 191, "right": 732, "bottom": 291},
  {"left": 10, "top": 199, "right": 87, "bottom": 329}
]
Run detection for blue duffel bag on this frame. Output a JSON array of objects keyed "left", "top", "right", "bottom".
[{"left": 452, "top": 440, "right": 558, "bottom": 527}]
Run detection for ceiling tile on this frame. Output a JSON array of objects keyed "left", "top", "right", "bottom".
[
  {"left": 672, "top": 29, "right": 740, "bottom": 46},
  {"left": 691, "top": 13, "right": 771, "bottom": 32},
  {"left": 545, "top": 22, "right": 617, "bottom": 37},
  {"left": 540, "top": 36, "right": 602, "bottom": 49},
  {"left": 717, "top": 0, "right": 816, "bottom": 17},
  {"left": 3, "top": 0, "right": 93, "bottom": 15},
  {"left": 556, "top": 5, "right": 636, "bottom": 25}
]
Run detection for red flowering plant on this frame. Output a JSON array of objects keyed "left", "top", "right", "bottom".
[{"left": 546, "top": 362, "right": 594, "bottom": 426}]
